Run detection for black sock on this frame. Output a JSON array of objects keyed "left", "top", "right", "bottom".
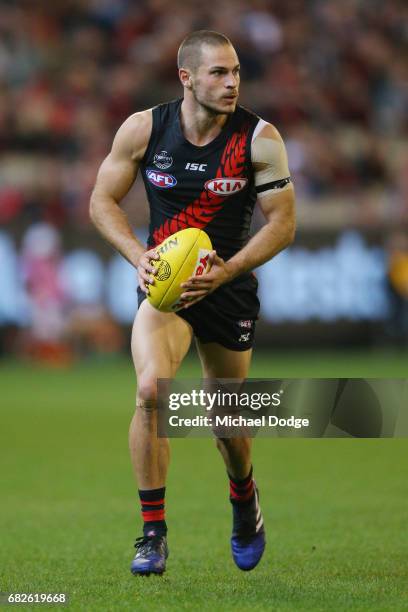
[
  {"left": 228, "top": 466, "right": 254, "bottom": 505},
  {"left": 138, "top": 487, "right": 167, "bottom": 537}
]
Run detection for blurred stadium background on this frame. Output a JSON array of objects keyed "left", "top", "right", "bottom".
[{"left": 0, "top": 0, "right": 407, "bottom": 363}]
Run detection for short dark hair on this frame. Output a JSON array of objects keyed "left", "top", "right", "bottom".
[{"left": 177, "top": 30, "right": 232, "bottom": 72}]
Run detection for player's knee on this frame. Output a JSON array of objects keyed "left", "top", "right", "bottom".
[
  {"left": 136, "top": 397, "right": 157, "bottom": 413},
  {"left": 136, "top": 374, "right": 158, "bottom": 406}
]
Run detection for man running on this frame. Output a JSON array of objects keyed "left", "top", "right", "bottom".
[{"left": 90, "top": 30, "right": 295, "bottom": 575}]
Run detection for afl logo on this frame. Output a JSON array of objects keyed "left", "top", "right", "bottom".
[
  {"left": 153, "top": 150, "right": 173, "bottom": 169},
  {"left": 155, "top": 259, "right": 171, "bottom": 281},
  {"left": 205, "top": 178, "right": 248, "bottom": 196},
  {"left": 146, "top": 169, "right": 177, "bottom": 189}
]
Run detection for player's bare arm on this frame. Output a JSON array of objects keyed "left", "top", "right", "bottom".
[
  {"left": 181, "top": 122, "right": 295, "bottom": 306},
  {"left": 89, "top": 110, "right": 159, "bottom": 294},
  {"left": 226, "top": 122, "right": 296, "bottom": 274}
]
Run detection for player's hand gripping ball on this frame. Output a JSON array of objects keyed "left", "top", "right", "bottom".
[{"left": 147, "top": 228, "right": 212, "bottom": 312}]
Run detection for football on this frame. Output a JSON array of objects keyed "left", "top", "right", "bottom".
[{"left": 147, "top": 227, "right": 212, "bottom": 312}]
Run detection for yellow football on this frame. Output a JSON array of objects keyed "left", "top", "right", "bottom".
[{"left": 146, "top": 228, "right": 212, "bottom": 312}]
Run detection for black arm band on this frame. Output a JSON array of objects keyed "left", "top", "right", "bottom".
[{"left": 256, "top": 177, "right": 291, "bottom": 194}]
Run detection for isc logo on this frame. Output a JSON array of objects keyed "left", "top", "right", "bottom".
[
  {"left": 185, "top": 162, "right": 207, "bottom": 172},
  {"left": 205, "top": 178, "right": 247, "bottom": 196},
  {"left": 146, "top": 169, "right": 177, "bottom": 188}
]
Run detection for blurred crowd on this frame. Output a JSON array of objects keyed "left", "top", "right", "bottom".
[
  {"left": 0, "top": 0, "right": 407, "bottom": 234},
  {"left": 1, "top": 0, "right": 407, "bottom": 361}
]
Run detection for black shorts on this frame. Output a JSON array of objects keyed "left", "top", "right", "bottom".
[{"left": 137, "top": 273, "right": 260, "bottom": 351}]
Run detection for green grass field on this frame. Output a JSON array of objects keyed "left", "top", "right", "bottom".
[{"left": 1, "top": 350, "right": 407, "bottom": 611}]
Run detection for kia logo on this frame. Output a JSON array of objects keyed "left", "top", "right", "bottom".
[{"left": 205, "top": 178, "right": 247, "bottom": 196}]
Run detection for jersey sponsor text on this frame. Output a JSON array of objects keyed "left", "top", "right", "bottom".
[{"left": 205, "top": 178, "right": 248, "bottom": 196}]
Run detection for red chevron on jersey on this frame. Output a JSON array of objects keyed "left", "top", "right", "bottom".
[{"left": 152, "top": 124, "right": 249, "bottom": 246}]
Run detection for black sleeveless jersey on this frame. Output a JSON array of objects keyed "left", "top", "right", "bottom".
[{"left": 140, "top": 98, "right": 260, "bottom": 261}]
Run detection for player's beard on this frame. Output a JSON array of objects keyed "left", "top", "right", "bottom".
[{"left": 191, "top": 84, "right": 237, "bottom": 116}]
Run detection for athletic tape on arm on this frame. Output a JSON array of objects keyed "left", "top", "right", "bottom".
[{"left": 251, "top": 120, "right": 291, "bottom": 195}]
